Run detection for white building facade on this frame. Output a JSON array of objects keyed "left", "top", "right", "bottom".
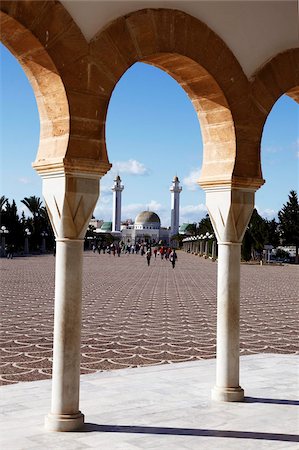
[
  {"left": 170, "top": 176, "right": 182, "bottom": 237},
  {"left": 115, "top": 176, "right": 182, "bottom": 245},
  {"left": 112, "top": 175, "right": 124, "bottom": 232}
]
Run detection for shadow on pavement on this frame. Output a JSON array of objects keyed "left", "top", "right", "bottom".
[
  {"left": 245, "top": 396, "right": 299, "bottom": 406},
  {"left": 82, "top": 423, "right": 299, "bottom": 442}
]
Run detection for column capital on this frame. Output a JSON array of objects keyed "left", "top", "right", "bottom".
[
  {"left": 198, "top": 176, "right": 264, "bottom": 191},
  {"left": 55, "top": 238, "right": 84, "bottom": 243},
  {"left": 42, "top": 172, "right": 100, "bottom": 240},
  {"left": 33, "top": 158, "right": 111, "bottom": 179},
  {"left": 204, "top": 186, "right": 255, "bottom": 244}
]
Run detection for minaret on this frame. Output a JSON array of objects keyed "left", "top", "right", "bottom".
[
  {"left": 170, "top": 175, "right": 182, "bottom": 236},
  {"left": 112, "top": 175, "right": 124, "bottom": 232}
]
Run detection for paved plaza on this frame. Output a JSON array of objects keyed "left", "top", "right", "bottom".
[
  {"left": 0, "top": 252, "right": 299, "bottom": 449},
  {"left": 0, "top": 251, "right": 298, "bottom": 385}
]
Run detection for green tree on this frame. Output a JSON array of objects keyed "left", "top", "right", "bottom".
[
  {"left": 241, "top": 209, "right": 268, "bottom": 261},
  {"left": 264, "top": 218, "right": 280, "bottom": 247},
  {"left": 275, "top": 248, "right": 290, "bottom": 260},
  {"left": 0, "top": 196, "right": 8, "bottom": 212},
  {"left": 21, "top": 196, "right": 43, "bottom": 218},
  {"left": 278, "top": 190, "right": 299, "bottom": 263},
  {"left": 197, "top": 214, "right": 213, "bottom": 235},
  {"left": 21, "top": 196, "right": 54, "bottom": 252},
  {"left": 170, "top": 233, "right": 185, "bottom": 248},
  {"left": 241, "top": 229, "right": 252, "bottom": 261},
  {"left": 185, "top": 223, "right": 197, "bottom": 236},
  {"left": 0, "top": 199, "right": 24, "bottom": 250}
]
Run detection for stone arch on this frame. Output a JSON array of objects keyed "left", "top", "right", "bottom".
[
  {"left": 0, "top": 10, "right": 69, "bottom": 168},
  {"left": 0, "top": 1, "right": 111, "bottom": 176},
  {"left": 250, "top": 48, "right": 299, "bottom": 158},
  {"left": 0, "top": 4, "right": 269, "bottom": 186},
  {"left": 89, "top": 8, "right": 262, "bottom": 188}
]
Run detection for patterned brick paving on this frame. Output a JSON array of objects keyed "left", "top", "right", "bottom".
[{"left": 0, "top": 252, "right": 298, "bottom": 385}]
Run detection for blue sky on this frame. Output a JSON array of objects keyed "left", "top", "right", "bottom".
[{"left": 0, "top": 43, "right": 298, "bottom": 227}]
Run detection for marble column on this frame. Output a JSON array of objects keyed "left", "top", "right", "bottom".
[
  {"left": 1, "top": 236, "right": 6, "bottom": 257},
  {"left": 45, "top": 238, "right": 84, "bottom": 431},
  {"left": 211, "top": 241, "right": 217, "bottom": 261},
  {"left": 40, "top": 171, "right": 101, "bottom": 431},
  {"left": 205, "top": 187, "right": 255, "bottom": 402},
  {"left": 212, "top": 241, "right": 243, "bottom": 400},
  {"left": 41, "top": 237, "right": 47, "bottom": 253},
  {"left": 24, "top": 237, "right": 29, "bottom": 254},
  {"left": 204, "top": 240, "right": 209, "bottom": 258}
]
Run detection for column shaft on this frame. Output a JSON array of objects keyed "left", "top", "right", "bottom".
[
  {"left": 212, "top": 242, "right": 244, "bottom": 401},
  {"left": 45, "top": 239, "right": 84, "bottom": 431}
]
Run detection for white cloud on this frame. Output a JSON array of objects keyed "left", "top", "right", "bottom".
[
  {"left": 18, "top": 177, "right": 31, "bottom": 184},
  {"left": 255, "top": 206, "right": 277, "bottom": 220},
  {"left": 122, "top": 203, "right": 144, "bottom": 217},
  {"left": 100, "top": 185, "right": 113, "bottom": 194},
  {"left": 180, "top": 203, "right": 207, "bottom": 224},
  {"left": 122, "top": 201, "right": 164, "bottom": 221},
  {"left": 263, "top": 145, "right": 281, "bottom": 154},
  {"left": 146, "top": 200, "right": 162, "bottom": 211},
  {"left": 93, "top": 202, "right": 112, "bottom": 222},
  {"left": 113, "top": 159, "right": 149, "bottom": 175},
  {"left": 181, "top": 204, "right": 207, "bottom": 214},
  {"left": 182, "top": 169, "right": 201, "bottom": 191},
  {"left": 99, "top": 195, "right": 112, "bottom": 205}
]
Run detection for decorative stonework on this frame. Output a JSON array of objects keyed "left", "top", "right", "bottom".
[
  {"left": 1, "top": 3, "right": 298, "bottom": 190},
  {"left": 90, "top": 9, "right": 250, "bottom": 187},
  {"left": 42, "top": 173, "right": 100, "bottom": 239},
  {"left": 250, "top": 48, "right": 299, "bottom": 166},
  {"left": 205, "top": 187, "right": 255, "bottom": 244},
  {"left": 0, "top": 3, "right": 111, "bottom": 178}
]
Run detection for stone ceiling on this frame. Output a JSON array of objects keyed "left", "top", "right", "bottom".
[{"left": 61, "top": 0, "right": 298, "bottom": 77}]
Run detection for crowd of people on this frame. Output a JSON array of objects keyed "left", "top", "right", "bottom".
[{"left": 92, "top": 242, "right": 178, "bottom": 268}]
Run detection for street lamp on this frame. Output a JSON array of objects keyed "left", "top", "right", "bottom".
[
  {"left": 208, "top": 233, "right": 217, "bottom": 261},
  {"left": 198, "top": 234, "right": 204, "bottom": 257},
  {"left": 41, "top": 231, "right": 48, "bottom": 254},
  {"left": 0, "top": 225, "right": 9, "bottom": 257},
  {"left": 24, "top": 228, "right": 31, "bottom": 255},
  {"left": 204, "top": 232, "right": 210, "bottom": 258}
]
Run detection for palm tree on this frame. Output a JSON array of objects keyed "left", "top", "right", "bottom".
[
  {"left": 21, "top": 196, "right": 43, "bottom": 218},
  {"left": 0, "top": 195, "right": 8, "bottom": 212}
]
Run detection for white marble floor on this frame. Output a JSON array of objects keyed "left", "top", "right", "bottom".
[{"left": 1, "top": 354, "right": 298, "bottom": 450}]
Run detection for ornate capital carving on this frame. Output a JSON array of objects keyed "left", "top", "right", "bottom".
[
  {"left": 42, "top": 173, "right": 100, "bottom": 239},
  {"left": 204, "top": 187, "right": 255, "bottom": 244}
]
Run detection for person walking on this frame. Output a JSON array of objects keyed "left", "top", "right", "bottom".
[
  {"left": 146, "top": 248, "right": 152, "bottom": 266},
  {"left": 169, "top": 249, "right": 177, "bottom": 268},
  {"left": 6, "top": 244, "right": 14, "bottom": 259}
]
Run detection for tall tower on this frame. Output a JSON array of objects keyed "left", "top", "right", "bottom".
[
  {"left": 170, "top": 175, "right": 182, "bottom": 236},
  {"left": 112, "top": 175, "right": 124, "bottom": 232}
]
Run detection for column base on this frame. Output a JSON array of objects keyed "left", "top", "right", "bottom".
[
  {"left": 212, "top": 386, "right": 244, "bottom": 402},
  {"left": 45, "top": 412, "right": 84, "bottom": 432}
]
